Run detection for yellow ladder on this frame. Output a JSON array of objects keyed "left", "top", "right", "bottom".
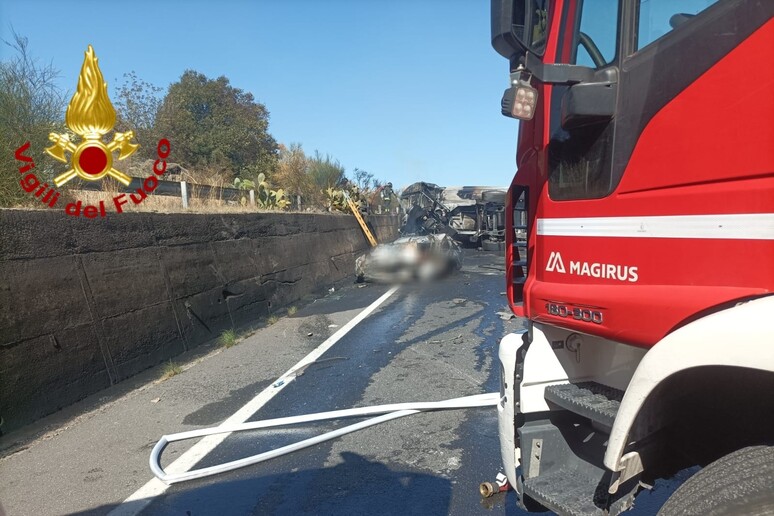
[{"left": 344, "top": 192, "right": 378, "bottom": 247}]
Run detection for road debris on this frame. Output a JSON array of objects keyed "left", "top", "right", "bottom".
[
  {"left": 287, "top": 357, "right": 350, "bottom": 378},
  {"left": 479, "top": 472, "right": 511, "bottom": 498}
]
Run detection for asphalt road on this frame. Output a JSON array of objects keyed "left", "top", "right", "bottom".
[
  {"left": 136, "top": 250, "right": 520, "bottom": 516},
  {"left": 0, "top": 249, "right": 685, "bottom": 516},
  {"left": 0, "top": 250, "right": 521, "bottom": 515}
]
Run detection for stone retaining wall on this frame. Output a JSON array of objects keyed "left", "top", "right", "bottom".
[{"left": 0, "top": 209, "right": 398, "bottom": 433}]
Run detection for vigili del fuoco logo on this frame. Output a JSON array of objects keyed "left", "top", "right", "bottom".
[{"left": 12, "top": 45, "right": 171, "bottom": 218}]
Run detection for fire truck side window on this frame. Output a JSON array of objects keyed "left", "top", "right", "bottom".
[
  {"left": 572, "top": 0, "right": 620, "bottom": 68},
  {"left": 636, "top": 0, "right": 722, "bottom": 50},
  {"left": 547, "top": 0, "right": 621, "bottom": 200}
]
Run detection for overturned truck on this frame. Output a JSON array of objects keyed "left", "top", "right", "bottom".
[{"left": 399, "top": 182, "right": 508, "bottom": 250}]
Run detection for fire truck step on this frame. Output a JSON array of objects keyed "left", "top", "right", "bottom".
[
  {"left": 544, "top": 382, "right": 623, "bottom": 428},
  {"left": 523, "top": 468, "right": 611, "bottom": 516}
]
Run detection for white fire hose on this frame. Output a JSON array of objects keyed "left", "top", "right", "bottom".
[{"left": 150, "top": 392, "right": 500, "bottom": 484}]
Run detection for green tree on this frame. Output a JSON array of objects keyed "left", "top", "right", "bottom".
[
  {"left": 308, "top": 150, "right": 345, "bottom": 190},
  {"left": 308, "top": 151, "right": 346, "bottom": 209},
  {"left": 275, "top": 142, "right": 310, "bottom": 209},
  {"left": 155, "top": 70, "right": 278, "bottom": 179},
  {"left": 114, "top": 71, "right": 163, "bottom": 160},
  {"left": 0, "top": 32, "right": 67, "bottom": 207}
]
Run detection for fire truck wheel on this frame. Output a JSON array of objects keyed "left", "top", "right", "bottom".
[{"left": 658, "top": 445, "right": 774, "bottom": 516}]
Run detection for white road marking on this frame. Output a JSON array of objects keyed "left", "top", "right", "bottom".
[{"left": 109, "top": 285, "right": 400, "bottom": 516}]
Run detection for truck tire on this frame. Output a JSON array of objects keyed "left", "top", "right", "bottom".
[
  {"left": 482, "top": 239, "right": 504, "bottom": 252},
  {"left": 658, "top": 445, "right": 774, "bottom": 516}
]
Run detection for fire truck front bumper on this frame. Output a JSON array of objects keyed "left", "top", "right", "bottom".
[{"left": 497, "top": 330, "right": 525, "bottom": 490}]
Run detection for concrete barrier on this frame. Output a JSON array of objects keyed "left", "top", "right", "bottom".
[{"left": 0, "top": 209, "right": 399, "bottom": 434}]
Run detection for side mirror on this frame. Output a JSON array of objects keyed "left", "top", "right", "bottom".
[
  {"left": 561, "top": 81, "right": 617, "bottom": 129},
  {"left": 491, "top": 0, "right": 527, "bottom": 60}
]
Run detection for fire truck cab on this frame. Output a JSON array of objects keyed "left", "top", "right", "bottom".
[{"left": 491, "top": 0, "right": 774, "bottom": 514}]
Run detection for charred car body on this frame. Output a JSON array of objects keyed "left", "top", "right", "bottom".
[{"left": 355, "top": 234, "right": 462, "bottom": 283}]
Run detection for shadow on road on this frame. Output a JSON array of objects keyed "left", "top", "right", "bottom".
[{"left": 75, "top": 452, "right": 452, "bottom": 516}]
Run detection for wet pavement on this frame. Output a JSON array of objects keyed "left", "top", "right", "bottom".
[
  {"left": 131, "top": 249, "right": 690, "bottom": 516},
  {"left": 136, "top": 250, "right": 526, "bottom": 516},
  {"left": 1, "top": 249, "right": 689, "bottom": 515}
]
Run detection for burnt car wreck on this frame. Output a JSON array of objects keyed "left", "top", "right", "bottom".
[{"left": 355, "top": 234, "right": 462, "bottom": 283}]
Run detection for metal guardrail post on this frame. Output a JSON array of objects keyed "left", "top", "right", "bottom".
[{"left": 181, "top": 181, "right": 189, "bottom": 209}]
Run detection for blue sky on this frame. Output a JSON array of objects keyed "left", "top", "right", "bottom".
[{"left": 0, "top": 0, "right": 519, "bottom": 188}]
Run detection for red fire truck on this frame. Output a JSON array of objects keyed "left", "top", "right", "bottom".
[{"left": 490, "top": 0, "right": 774, "bottom": 514}]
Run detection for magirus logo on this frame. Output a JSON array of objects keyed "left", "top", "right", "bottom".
[
  {"left": 545, "top": 252, "right": 639, "bottom": 283},
  {"left": 545, "top": 251, "right": 566, "bottom": 273}
]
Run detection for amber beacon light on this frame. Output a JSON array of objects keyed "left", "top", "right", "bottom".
[{"left": 46, "top": 45, "right": 139, "bottom": 187}]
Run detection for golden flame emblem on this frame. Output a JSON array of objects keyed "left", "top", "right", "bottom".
[{"left": 46, "top": 45, "right": 138, "bottom": 187}]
